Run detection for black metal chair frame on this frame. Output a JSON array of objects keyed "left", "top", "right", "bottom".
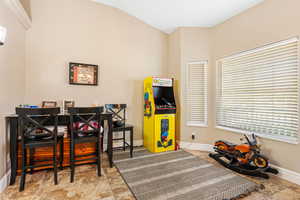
[
  {"left": 105, "top": 104, "right": 133, "bottom": 157},
  {"left": 68, "top": 107, "right": 103, "bottom": 183},
  {"left": 16, "top": 107, "right": 64, "bottom": 192}
]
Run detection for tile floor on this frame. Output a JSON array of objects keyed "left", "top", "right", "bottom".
[{"left": 1, "top": 150, "right": 300, "bottom": 200}]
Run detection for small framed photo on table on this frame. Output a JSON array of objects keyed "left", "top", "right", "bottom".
[
  {"left": 69, "top": 62, "right": 98, "bottom": 86},
  {"left": 63, "top": 100, "right": 75, "bottom": 113},
  {"left": 42, "top": 101, "right": 57, "bottom": 108}
]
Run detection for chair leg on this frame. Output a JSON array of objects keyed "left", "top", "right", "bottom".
[
  {"left": 97, "top": 140, "right": 101, "bottom": 176},
  {"left": 20, "top": 172, "right": 26, "bottom": 192},
  {"left": 29, "top": 148, "right": 35, "bottom": 174},
  {"left": 19, "top": 148, "right": 27, "bottom": 192},
  {"left": 70, "top": 141, "right": 75, "bottom": 183},
  {"left": 59, "top": 139, "right": 64, "bottom": 170},
  {"left": 130, "top": 128, "right": 133, "bottom": 158},
  {"left": 101, "top": 136, "right": 104, "bottom": 153},
  {"left": 53, "top": 144, "right": 58, "bottom": 185},
  {"left": 123, "top": 130, "right": 126, "bottom": 151}
]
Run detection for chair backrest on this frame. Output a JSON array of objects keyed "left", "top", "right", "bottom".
[
  {"left": 42, "top": 101, "right": 57, "bottom": 108},
  {"left": 68, "top": 107, "right": 103, "bottom": 136},
  {"left": 68, "top": 107, "right": 103, "bottom": 115},
  {"left": 105, "top": 104, "right": 127, "bottom": 123},
  {"left": 16, "top": 107, "right": 60, "bottom": 141},
  {"left": 16, "top": 107, "right": 60, "bottom": 116}
]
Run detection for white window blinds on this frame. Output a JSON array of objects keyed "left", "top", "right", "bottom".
[
  {"left": 186, "top": 61, "right": 208, "bottom": 126},
  {"left": 216, "top": 38, "right": 299, "bottom": 143}
]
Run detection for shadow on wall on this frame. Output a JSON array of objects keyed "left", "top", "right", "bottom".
[{"left": 130, "top": 79, "right": 144, "bottom": 140}]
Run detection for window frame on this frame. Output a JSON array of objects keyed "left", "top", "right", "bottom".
[
  {"left": 185, "top": 60, "right": 208, "bottom": 127},
  {"left": 215, "top": 37, "right": 300, "bottom": 144}
]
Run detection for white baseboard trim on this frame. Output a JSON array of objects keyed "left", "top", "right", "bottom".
[
  {"left": 180, "top": 141, "right": 300, "bottom": 186},
  {"left": 111, "top": 139, "right": 143, "bottom": 147},
  {"left": 0, "top": 170, "right": 11, "bottom": 193},
  {"left": 103, "top": 139, "right": 143, "bottom": 151},
  {"left": 270, "top": 164, "right": 300, "bottom": 186},
  {"left": 180, "top": 141, "right": 214, "bottom": 152}
]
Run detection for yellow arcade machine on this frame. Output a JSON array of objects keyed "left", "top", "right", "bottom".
[{"left": 143, "top": 77, "right": 176, "bottom": 153}]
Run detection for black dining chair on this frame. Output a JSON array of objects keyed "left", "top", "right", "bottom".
[
  {"left": 105, "top": 104, "right": 133, "bottom": 157},
  {"left": 16, "top": 107, "right": 64, "bottom": 192},
  {"left": 68, "top": 107, "right": 103, "bottom": 183}
]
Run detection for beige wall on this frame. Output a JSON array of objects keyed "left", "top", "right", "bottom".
[
  {"left": 168, "top": 27, "right": 213, "bottom": 144},
  {"left": 178, "top": 27, "right": 213, "bottom": 144},
  {"left": 211, "top": 0, "right": 300, "bottom": 174},
  {"left": 0, "top": 0, "right": 26, "bottom": 178},
  {"left": 170, "top": 0, "right": 300, "bottom": 173},
  {"left": 167, "top": 30, "right": 181, "bottom": 140},
  {"left": 25, "top": 0, "right": 168, "bottom": 141}
]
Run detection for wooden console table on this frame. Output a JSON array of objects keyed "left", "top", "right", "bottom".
[{"left": 5, "top": 113, "right": 113, "bottom": 185}]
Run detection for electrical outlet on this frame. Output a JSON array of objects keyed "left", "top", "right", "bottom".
[{"left": 192, "top": 133, "right": 196, "bottom": 140}]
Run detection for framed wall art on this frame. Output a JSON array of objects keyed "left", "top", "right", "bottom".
[{"left": 69, "top": 62, "right": 98, "bottom": 86}]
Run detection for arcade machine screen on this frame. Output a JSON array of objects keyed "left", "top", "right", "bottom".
[{"left": 153, "top": 86, "right": 176, "bottom": 114}]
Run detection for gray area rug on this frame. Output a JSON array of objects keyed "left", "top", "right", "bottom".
[{"left": 114, "top": 149, "right": 260, "bottom": 200}]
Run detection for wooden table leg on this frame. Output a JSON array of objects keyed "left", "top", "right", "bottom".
[{"left": 9, "top": 118, "right": 18, "bottom": 185}]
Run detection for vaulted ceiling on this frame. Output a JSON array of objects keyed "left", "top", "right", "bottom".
[{"left": 93, "top": 0, "right": 264, "bottom": 34}]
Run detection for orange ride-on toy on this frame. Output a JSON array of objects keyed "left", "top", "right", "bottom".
[{"left": 209, "top": 134, "right": 278, "bottom": 179}]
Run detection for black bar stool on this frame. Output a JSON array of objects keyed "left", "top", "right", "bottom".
[
  {"left": 68, "top": 107, "right": 103, "bottom": 183},
  {"left": 16, "top": 107, "right": 64, "bottom": 191},
  {"left": 105, "top": 104, "right": 133, "bottom": 157}
]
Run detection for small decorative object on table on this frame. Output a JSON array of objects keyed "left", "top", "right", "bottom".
[
  {"left": 69, "top": 62, "right": 98, "bottom": 86},
  {"left": 63, "top": 100, "right": 75, "bottom": 113},
  {"left": 209, "top": 133, "right": 279, "bottom": 179},
  {"left": 42, "top": 101, "right": 57, "bottom": 108},
  {"left": 18, "top": 104, "right": 39, "bottom": 108}
]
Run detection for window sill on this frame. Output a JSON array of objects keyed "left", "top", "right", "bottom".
[
  {"left": 186, "top": 122, "right": 208, "bottom": 127},
  {"left": 215, "top": 126, "right": 299, "bottom": 145}
]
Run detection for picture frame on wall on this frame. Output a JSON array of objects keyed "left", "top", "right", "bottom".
[{"left": 69, "top": 62, "right": 98, "bottom": 86}]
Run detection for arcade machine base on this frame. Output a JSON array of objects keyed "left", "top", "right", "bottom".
[{"left": 209, "top": 153, "right": 279, "bottom": 179}]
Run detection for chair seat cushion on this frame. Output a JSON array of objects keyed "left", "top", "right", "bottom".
[
  {"left": 73, "top": 121, "right": 103, "bottom": 137},
  {"left": 76, "top": 130, "right": 97, "bottom": 137},
  {"left": 24, "top": 125, "right": 66, "bottom": 140},
  {"left": 25, "top": 133, "right": 64, "bottom": 141},
  {"left": 25, "top": 133, "right": 53, "bottom": 140},
  {"left": 113, "top": 120, "right": 124, "bottom": 128},
  {"left": 44, "top": 126, "right": 66, "bottom": 133}
]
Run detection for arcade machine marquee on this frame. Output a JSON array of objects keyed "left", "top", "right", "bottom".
[{"left": 144, "top": 77, "right": 176, "bottom": 153}]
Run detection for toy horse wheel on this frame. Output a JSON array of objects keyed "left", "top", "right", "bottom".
[{"left": 253, "top": 155, "right": 268, "bottom": 168}]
